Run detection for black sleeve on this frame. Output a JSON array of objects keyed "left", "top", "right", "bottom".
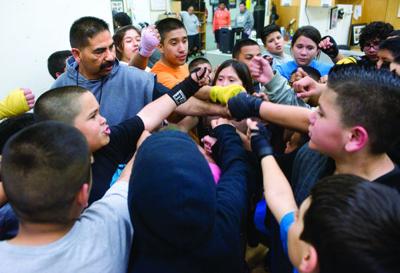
[
  {"left": 210, "top": 124, "right": 249, "bottom": 265},
  {"left": 106, "top": 115, "right": 145, "bottom": 163},
  {"left": 152, "top": 81, "right": 169, "bottom": 101}
]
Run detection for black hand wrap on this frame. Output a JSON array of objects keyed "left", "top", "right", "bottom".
[
  {"left": 320, "top": 35, "right": 339, "bottom": 59},
  {"left": 250, "top": 123, "right": 273, "bottom": 160},
  {"left": 167, "top": 75, "right": 201, "bottom": 105},
  {"left": 227, "top": 93, "right": 263, "bottom": 120}
]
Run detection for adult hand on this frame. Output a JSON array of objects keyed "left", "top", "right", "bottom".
[
  {"left": 139, "top": 25, "right": 160, "bottom": 57},
  {"left": 249, "top": 56, "right": 274, "bottom": 85},
  {"left": 227, "top": 93, "right": 263, "bottom": 120},
  {"left": 209, "top": 84, "right": 245, "bottom": 105},
  {"left": 190, "top": 66, "right": 210, "bottom": 87},
  {"left": 168, "top": 67, "right": 209, "bottom": 105}
]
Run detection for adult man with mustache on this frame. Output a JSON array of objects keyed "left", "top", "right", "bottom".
[{"left": 52, "top": 17, "right": 227, "bottom": 126}]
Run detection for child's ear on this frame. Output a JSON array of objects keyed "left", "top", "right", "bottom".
[
  {"left": 76, "top": 183, "right": 90, "bottom": 209},
  {"left": 71, "top": 48, "right": 81, "bottom": 64},
  {"left": 158, "top": 42, "right": 164, "bottom": 54},
  {"left": 298, "top": 245, "right": 318, "bottom": 273},
  {"left": 345, "top": 126, "right": 369, "bottom": 153}
]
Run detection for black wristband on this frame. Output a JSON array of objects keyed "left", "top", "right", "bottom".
[
  {"left": 167, "top": 76, "right": 201, "bottom": 105},
  {"left": 250, "top": 124, "right": 273, "bottom": 160},
  {"left": 320, "top": 35, "right": 339, "bottom": 59}
]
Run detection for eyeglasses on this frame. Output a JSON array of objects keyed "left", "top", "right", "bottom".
[{"left": 364, "top": 40, "right": 380, "bottom": 49}]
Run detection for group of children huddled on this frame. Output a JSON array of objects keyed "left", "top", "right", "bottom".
[{"left": 0, "top": 11, "right": 400, "bottom": 273}]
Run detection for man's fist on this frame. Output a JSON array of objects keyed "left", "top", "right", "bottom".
[{"left": 210, "top": 84, "right": 245, "bottom": 105}]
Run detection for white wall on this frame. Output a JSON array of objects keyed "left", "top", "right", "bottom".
[
  {"left": 0, "top": 0, "right": 113, "bottom": 99},
  {"left": 298, "top": 1, "right": 353, "bottom": 46},
  {"left": 128, "top": 0, "right": 172, "bottom": 25}
]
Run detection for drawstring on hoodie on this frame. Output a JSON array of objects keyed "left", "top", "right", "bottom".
[{"left": 76, "top": 67, "right": 104, "bottom": 105}]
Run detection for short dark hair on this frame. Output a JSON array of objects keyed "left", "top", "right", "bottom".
[
  {"left": 0, "top": 113, "right": 35, "bottom": 154},
  {"left": 261, "top": 24, "right": 281, "bottom": 45},
  {"left": 379, "top": 37, "right": 400, "bottom": 59},
  {"left": 232, "top": 38, "right": 259, "bottom": 59},
  {"left": 301, "top": 174, "right": 400, "bottom": 273},
  {"left": 388, "top": 29, "right": 400, "bottom": 39},
  {"left": 155, "top": 18, "right": 186, "bottom": 43},
  {"left": 113, "top": 12, "right": 132, "bottom": 29},
  {"left": 47, "top": 50, "right": 72, "bottom": 79},
  {"left": 328, "top": 64, "right": 400, "bottom": 154},
  {"left": 1, "top": 121, "right": 91, "bottom": 224},
  {"left": 359, "top": 21, "right": 394, "bottom": 51},
  {"left": 34, "top": 86, "right": 88, "bottom": 125},
  {"left": 113, "top": 25, "right": 141, "bottom": 60},
  {"left": 291, "top": 26, "right": 321, "bottom": 48},
  {"left": 212, "top": 59, "right": 254, "bottom": 93},
  {"left": 188, "top": 57, "right": 211, "bottom": 72},
  {"left": 291, "top": 65, "right": 321, "bottom": 82},
  {"left": 70, "top": 16, "right": 109, "bottom": 49}
]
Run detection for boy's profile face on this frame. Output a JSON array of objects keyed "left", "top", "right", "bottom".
[
  {"left": 264, "top": 31, "right": 284, "bottom": 55},
  {"left": 73, "top": 92, "right": 111, "bottom": 152},
  {"left": 308, "top": 88, "right": 347, "bottom": 157},
  {"left": 236, "top": 45, "right": 261, "bottom": 70},
  {"left": 159, "top": 28, "right": 188, "bottom": 67}
]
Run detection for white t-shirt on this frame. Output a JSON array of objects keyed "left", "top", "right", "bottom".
[{"left": 180, "top": 11, "right": 200, "bottom": 36}]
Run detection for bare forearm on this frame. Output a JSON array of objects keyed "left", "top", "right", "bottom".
[
  {"left": 259, "top": 102, "right": 311, "bottom": 132},
  {"left": 261, "top": 155, "right": 298, "bottom": 222},
  {"left": 175, "top": 97, "right": 229, "bottom": 117},
  {"left": 333, "top": 53, "right": 345, "bottom": 63},
  {"left": 129, "top": 53, "right": 149, "bottom": 70},
  {"left": 193, "top": 86, "right": 211, "bottom": 101},
  {"left": 137, "top": 95, "right": 176, "bottom": 131}
]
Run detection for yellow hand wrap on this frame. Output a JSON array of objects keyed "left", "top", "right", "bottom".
[
  {"left": 209, "top": 84, "right": 246, "bottom": 105},
  {"left": 336, "top": 56, "right": 357, "bottom": 65},
  {"left": 0, "top": 88, "right": 29, "bottom": 119}
]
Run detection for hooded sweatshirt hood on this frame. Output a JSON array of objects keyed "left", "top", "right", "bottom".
[
  {"left": 128, "top": 127, "right": 249, "bottom": 273},
  {"left": 129, "top": 131, "right": 216, "bottom": 249}
]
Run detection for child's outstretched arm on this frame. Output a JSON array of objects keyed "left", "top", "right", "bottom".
[
  {"left": 228, "top": 92, "right": 311, "bottom": 133},
  {"left": 247, "top": 119, "right": 298, "bottom": 222},
  {"left": 0, "top": 88, "right": 35, "bottom": 120},
  {"left": 129, "top": 25, "right": 160, "bottom": 70},
  {"left": 137, "top": 66, "right": 210, "bottom": 131}
]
